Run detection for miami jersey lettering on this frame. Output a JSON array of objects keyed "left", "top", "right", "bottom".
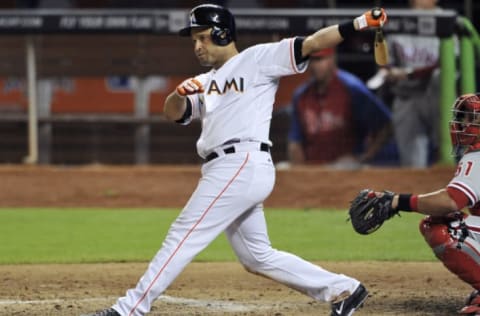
[
  {"left": 186, "top": 38, "right": 308, "bottom": 158},
  {"left": 207, "top": 77, "right": 244, "bottom": 95}
]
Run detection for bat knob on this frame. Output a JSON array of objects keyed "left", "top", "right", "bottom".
[{"left": 371, "top": 7, "right": 382, "bottom": 20}]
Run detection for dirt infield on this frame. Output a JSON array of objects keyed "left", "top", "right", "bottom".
[
  {"left": 0, "top": 164, "right": 455, "bottom": 209},
  {"left": 0, "top": 261, "right": 472, "bottom": 316},
  {"left": 0, "top": 164, "right": 471, "bottom": 316}
]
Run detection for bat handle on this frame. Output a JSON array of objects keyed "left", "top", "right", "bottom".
[{"left": 375, "top": 28, "right": 385, "bottom": 43}]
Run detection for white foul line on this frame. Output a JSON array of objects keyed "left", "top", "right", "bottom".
[
  {"left": 0, "top": 297, "right": 117, "bottom": 306},
  {"left": 159, "top": 295, "right": 254, "bottom": 312},
  {"left": 0, "top": 295, "right": 257, "bottom": 312}
]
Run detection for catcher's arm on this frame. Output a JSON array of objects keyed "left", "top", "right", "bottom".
[
  {"left": 392, "top": 189, "right": 461, "bottom": 216},
  {"left": 349, "top": 188, "right": 462, "bottom": 235}
]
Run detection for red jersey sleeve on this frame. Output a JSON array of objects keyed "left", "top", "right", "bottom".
[{"left": 446, "top": 186, "right": 470, "bottom": 210}]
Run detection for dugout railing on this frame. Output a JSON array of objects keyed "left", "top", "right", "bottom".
[{"left": 0, "top": 8, "right": 474, "bottom": 165}]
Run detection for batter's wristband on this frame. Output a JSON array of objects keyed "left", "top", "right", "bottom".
[
  {"left": 397, "top": 194, "right": 418, "bottom": 212},
  {"left": 338, "top": 21, "right": 356, "bottom": 39}
]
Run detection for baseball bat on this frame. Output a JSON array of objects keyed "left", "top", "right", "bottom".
[
  {"left": 371, "top": 8, "right": 389, "bottom": 66},
  {"left": 374, "top": 28, "right": 389, "bottom": 66}
]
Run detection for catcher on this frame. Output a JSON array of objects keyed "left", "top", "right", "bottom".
[{"left": 349, "top": 93, "right": 480, "bottom": 315}]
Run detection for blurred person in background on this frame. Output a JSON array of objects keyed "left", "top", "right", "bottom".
[
  {"left": 369, "top": 0, "right": 441, "bottom": 168},
  {"left": 288, "top": 48, "right": 397, "bottom": 169}
]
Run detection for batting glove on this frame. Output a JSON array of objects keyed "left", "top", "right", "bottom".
[
  {"left": 355, "top": 7, "right": 387, "bottom": 30},
  {"left": 176, "top": 77, "right": 204, "bottom": 97}
]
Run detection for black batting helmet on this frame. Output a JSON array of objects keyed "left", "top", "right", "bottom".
[{"left": 179, "top": 4, "right": 236, "bottom": 46}]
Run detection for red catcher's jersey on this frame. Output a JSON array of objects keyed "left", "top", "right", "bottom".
[{"left": 295, "top": 74, "right": 355, "bottom": 163}]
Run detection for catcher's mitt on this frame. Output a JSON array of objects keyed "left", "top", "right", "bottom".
[{"left": 349, "top": 189, "right": 399, "bottom": 235}]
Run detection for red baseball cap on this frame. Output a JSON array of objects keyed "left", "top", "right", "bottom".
[{"left": 310, "top": 48, "right": 335, "bottom": 58}]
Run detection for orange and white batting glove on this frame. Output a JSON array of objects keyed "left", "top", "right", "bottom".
[
  {"left": 176, "top": 77, "right": 204, "bottom": 97},
  {"left": 355, "top": 7, "right": 387, "bottom": 30}
]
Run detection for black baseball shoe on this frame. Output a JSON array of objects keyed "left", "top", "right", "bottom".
[
  {"left": 82, "top": 308, "right": 121, "bottom": 316},
  {"left": 330, "top": 283, "right": 368, "bottom": 316}
]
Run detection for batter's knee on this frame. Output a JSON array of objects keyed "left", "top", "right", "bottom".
[
  {"left": 237, "top": 249, "right": 277, "bottom": 275},
  {"left": 236, "top": 256, "right": 255, "bottom": 273},
  {"left": 239, "top": 259, "right": 264, "bottom": 276}
]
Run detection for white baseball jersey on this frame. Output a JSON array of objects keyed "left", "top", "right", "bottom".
[
  {"left": 448, "top": 151, "right": 480, "bottom": 212},
  {"left": 112, "top": 36, "right": 362, "bottom": 316},
  {"left": 184, "top": 37, "right": 308, "bottom": 158}
]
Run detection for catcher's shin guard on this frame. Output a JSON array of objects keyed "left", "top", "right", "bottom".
[{"left": 420, "top": 216, "right": 480, "bottom": 290}]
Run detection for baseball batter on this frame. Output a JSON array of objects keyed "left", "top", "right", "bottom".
[
  {"left": 348, "top": 93, "right": 480, "bottom": 315},
  {"left": 85, "top": 4, "right": 387, "bottom": 316}
]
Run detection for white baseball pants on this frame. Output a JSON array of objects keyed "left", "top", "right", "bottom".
[{"left": 113, "top": 148, "right": 359, "bottom": 316}]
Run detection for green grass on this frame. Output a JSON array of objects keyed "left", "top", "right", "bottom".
[{"left": 0, "top": 208, "right": 435, "bottom": 264}]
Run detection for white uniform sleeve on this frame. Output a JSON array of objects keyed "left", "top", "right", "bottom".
[
  {"left": 253, "top": 37, "right": 308, "bottom": 78},
  {"left": 448, "top": 156, "right": 480, "bottom": 207}
]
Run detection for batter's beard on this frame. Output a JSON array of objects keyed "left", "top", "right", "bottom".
[
  {"left": 199, "top": 60, "right": 212, "bottom": 67},
  {"left": 197, "top": 56, "right": 212, "bottom": 67}
]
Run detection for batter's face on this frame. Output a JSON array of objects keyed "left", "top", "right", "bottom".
[
  {"left": 191, "top": 28, "right": 224, "bottom": 67},
  {"left": 309, "top": 55, "right": 336, "bottom": 90}
]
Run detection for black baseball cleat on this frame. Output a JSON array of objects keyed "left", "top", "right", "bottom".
[
  {"left": 82, "top": 308, "right": 121, "bottom": 316},
  {"left": 330, "top": 283, "right": 368, "bottom": 316}
]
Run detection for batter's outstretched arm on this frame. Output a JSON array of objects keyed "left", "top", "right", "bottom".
[
  {"left": 302, "top": 25, "right": 346, "bottom": 58},
  {"left": 301, "top": 8, "right": 387, "bottom": 58}
]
